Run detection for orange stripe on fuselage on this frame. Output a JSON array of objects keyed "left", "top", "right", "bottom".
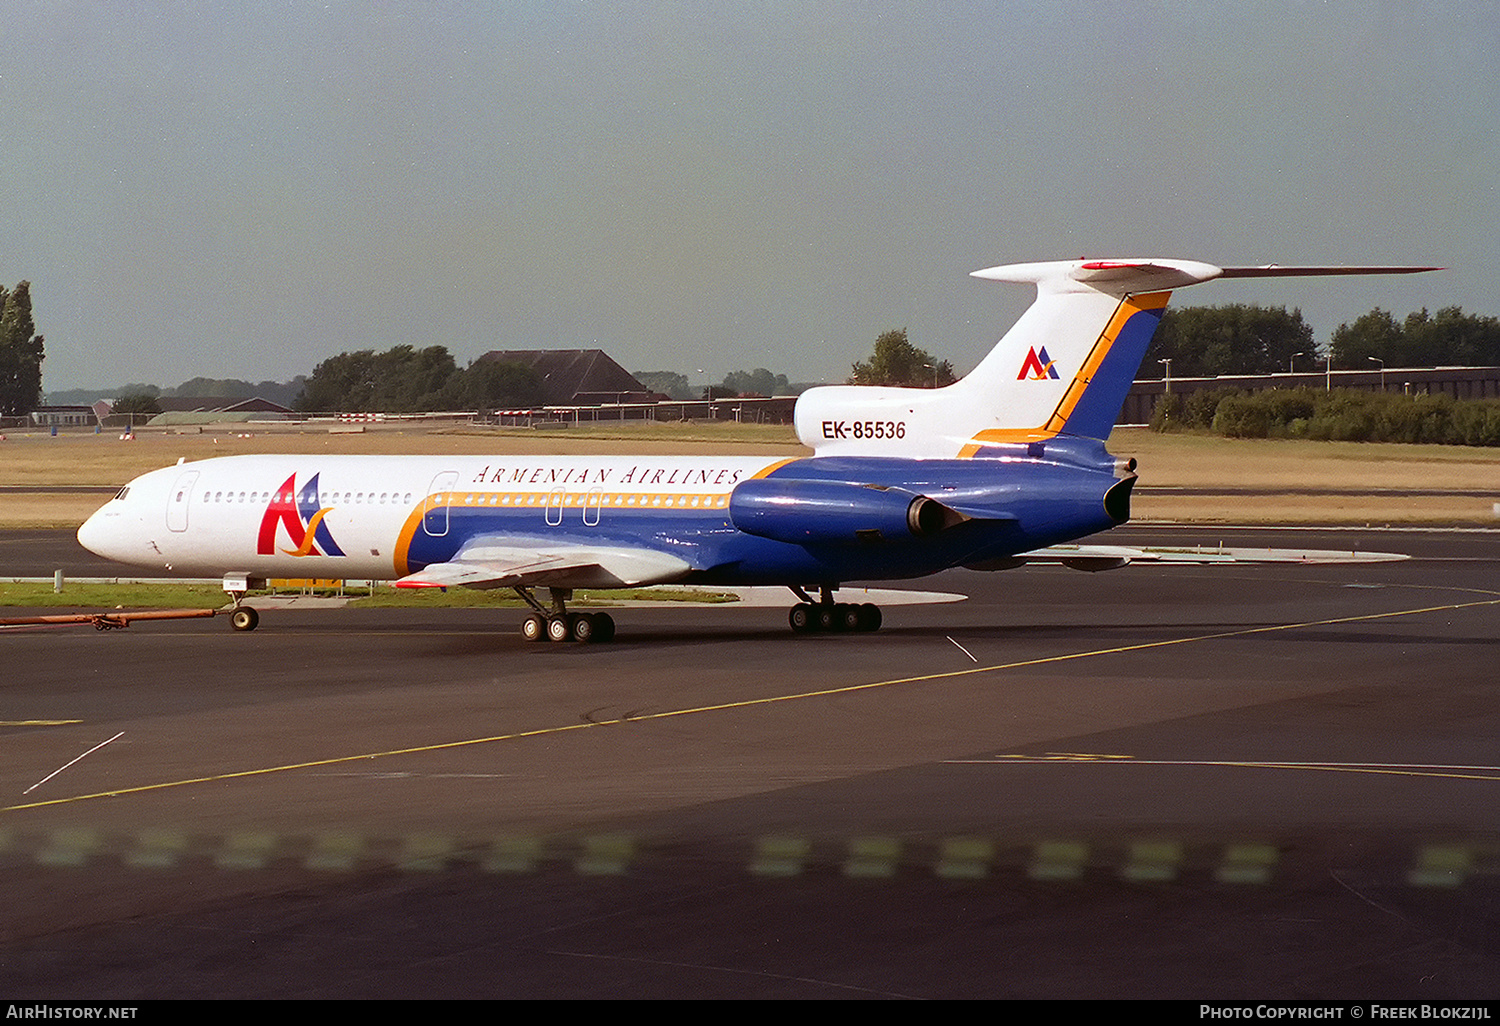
[
  {"left": 392, "top": 502, "right": 429, "bottom": 578},
  {"left": 957, "top": 430, "right": 1057, "bottom": 457},
  {"left": 750, "top": 458, "right": 801, "bottom": 479},
  {"left": 389, "top": 473, "right": 788, "bottom": 578}
]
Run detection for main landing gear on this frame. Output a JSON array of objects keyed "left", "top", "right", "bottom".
[
  {"left": 516, "top": 586, "right": 615, "bottom": 644},
  {"left": 787, "top": 585, "right": 882, "bottom": 635}
]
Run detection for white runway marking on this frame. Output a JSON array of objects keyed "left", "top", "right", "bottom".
[
  {"left": 945, "top": 636, "right": 978, "bottom": 662},
  {"left": 945, "top": 754, "right": 1500, "bottom": 782},
  {"left": 24, "top": 731, "right": 124, "bottom": 794}
]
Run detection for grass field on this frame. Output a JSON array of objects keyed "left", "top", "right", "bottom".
[
  {"left": 0, "top": 581, "right": 737, "bottom": 610},
  {"left": 2, "top": 420, "right": 1497, "bottom": 527},
  {"left": 1111, "top": 427, "right": 1500, "bottom": 524},
  {"left": 1111, "top": 428, "right": 1500, "bottom": 492},
  {"left": 0, "top": 420, "right": 805, "bottom": 487},
  {"left": 0, "top": 582, "right": 235, "bottom": 609}
]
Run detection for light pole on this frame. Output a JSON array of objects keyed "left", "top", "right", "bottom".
[
  {"left": 1368, "top": 356, "right": 1385, "bottom": 392},
  {"left": 1158, "top": 358, "right": 1172, "bottom": 394},
  {"left": 1289, "top": 352, "right": 1304, "bottom": 374},
  {"left": 1325, "top": 350, "right": 1332, "bottom": 392}
]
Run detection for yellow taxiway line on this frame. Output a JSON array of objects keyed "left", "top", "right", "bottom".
[{"left": 6, "top": 596, "right": 1499, "bottom": 813}]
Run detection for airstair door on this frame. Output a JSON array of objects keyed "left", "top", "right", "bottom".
[
  {"left": 422, "top": 471, "right": 460, "bottom": 537},
  {"left": 166, "top": 470, "right": 199, "bottom": 532}
]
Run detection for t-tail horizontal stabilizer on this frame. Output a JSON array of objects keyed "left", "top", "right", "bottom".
[{"left": 793, "top": 260, "right": 1439, "bottom": 458}]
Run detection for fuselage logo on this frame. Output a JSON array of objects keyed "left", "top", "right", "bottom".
[
  {"left": 257, "top": 472, "right": 345, "bottom": 557},
  {"left": 1017, "top": 346, "right": 1060, "bottom": 380}
]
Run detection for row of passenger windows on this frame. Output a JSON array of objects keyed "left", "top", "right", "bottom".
[
  {"left": 181, "top": 489, "right": 730, "bottom": 509},
  {"left": 199, "top": 491, "right": 416, "bottom": 505},
  {"left": 442, "top": 491, "right": 731, "bottom": 509}
]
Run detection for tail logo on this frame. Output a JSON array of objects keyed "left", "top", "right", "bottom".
[
  {"left": 1017, "top": 346, "right": 1060, "bottom": 381},
  {"left": 256, "top": 472, "right": 345, "bottom": 557}
]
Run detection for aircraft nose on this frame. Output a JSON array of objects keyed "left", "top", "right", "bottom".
[
  {"left": 77, "top": 497, "right": 135, "bottom": 561},
  {"left": 76, "top": 505, "right": 111, "bottom": 557}
]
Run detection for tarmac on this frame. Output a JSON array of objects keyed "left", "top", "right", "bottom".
[{"left": 2, "top": 524, "right": 1499, "bottom": 998}]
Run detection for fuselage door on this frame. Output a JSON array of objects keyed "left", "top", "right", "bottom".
[
  {"left": 166, "top": 470, "right": 200, "bottom": 532},
  {"left": 583, "top": 487, "right": 603, "bottom": 527},
  {"left": 545, "top": 488, "right": 565, "bottom": 527},
  {"left": 422, "top": 471, "right": 460, "bottom": 537}
]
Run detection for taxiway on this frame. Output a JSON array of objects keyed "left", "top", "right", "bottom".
[{"left": 1, "top": 526, "right": 1498, "bottom": 998}]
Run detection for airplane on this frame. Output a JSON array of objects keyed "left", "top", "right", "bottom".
[{"left": 77, "top": 258, "right": 1435, "bottom": 641}]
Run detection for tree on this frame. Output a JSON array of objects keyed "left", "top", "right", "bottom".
[
  {"left": 849, "top": 328, "right": 955, "bottom": 387},
  {"left": 1327, "top": 308, "right": 1404, "bottom": 368},
  {"left": 111, "top": 391, "right": 163, "bottom": 421},
  {"left": 633, "top": 370, "right": 695, "bottom": 400},
  {"left": 372, "top": 345, "right": 457, "bottom": 411},
  {"left": 1145, "top": 305, "right": 1314, "bottom": 378},
  {"left": 444, "top": 358, "right": 545, "bottom": 410},
  {"left": 296, "top": 345, "right": 459, "bottom": 412},
  {"left": 169, "top": 376, "right": 248, "bottom": 398},
  {"left": 297, "top": 350, "right": 380, "bottom": 412},
  {"left": 0, "top": 281, "right": 45, "bottom": 417},
  {"left": 720, "top": 367, "right": 790, "bottom": 396},
  {"left": 1330, "top": 306, "right": 1500, "bottom": 368}
]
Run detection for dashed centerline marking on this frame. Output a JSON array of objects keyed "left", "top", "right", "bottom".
[{"left": 5, "top": 596, "right": 1498, "bottom": 813}]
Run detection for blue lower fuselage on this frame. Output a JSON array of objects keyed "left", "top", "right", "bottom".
[{"left": 399, "top": 440, "right": 1131, "bottom": 587}]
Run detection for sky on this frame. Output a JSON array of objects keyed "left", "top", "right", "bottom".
[{"left": 3, "top": 0, "right": 1495, "bottom": 393}]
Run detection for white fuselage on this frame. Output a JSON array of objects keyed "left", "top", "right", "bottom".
[{"left": 78, "top": 453, "right": 788, "bottom": 581}]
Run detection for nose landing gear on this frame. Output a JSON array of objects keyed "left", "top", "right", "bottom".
[
  {"left": 223, "top": 573, "right": 263, "bottom": 631},
  {"left": 228, "top": 605, "right": 260, "bottom": 632}
]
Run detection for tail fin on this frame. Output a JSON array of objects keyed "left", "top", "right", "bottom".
[{"left": 793, "top": 259, "right": 1437, "bottom": 457}]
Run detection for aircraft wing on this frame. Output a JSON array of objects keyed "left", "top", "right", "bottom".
[
  {"left": 971, "top": 543, "right": 1409, "bottom": 573},
  {"left": 395, "top": 539, "right": 692, "bottom": 591}
]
